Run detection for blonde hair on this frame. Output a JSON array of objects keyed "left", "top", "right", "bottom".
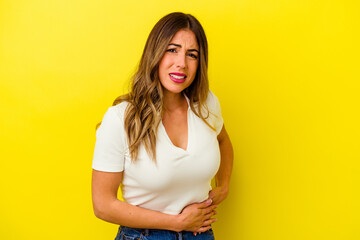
[{"left": 97, "top": 12, "right": 213, "bottom": 161}]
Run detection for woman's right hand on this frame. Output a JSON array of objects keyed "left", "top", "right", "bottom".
[{"left": 177, "top": 199, "right": 217, "bottom": 232}]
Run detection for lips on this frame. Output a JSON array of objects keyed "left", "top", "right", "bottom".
[
  {"left": 169, "top": 72, "right": 187, "bottom": 83},
  {"left": 170, "top": 72, "right": 186, "bottom": 76}
]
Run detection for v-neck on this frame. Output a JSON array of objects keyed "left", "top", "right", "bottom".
[{"left": 160, "top": 94, "right": 191, "bottom": 153}]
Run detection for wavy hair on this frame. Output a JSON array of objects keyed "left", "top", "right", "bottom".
[{"left": 97, "top": 12, "right": 213, "bottom": 161}]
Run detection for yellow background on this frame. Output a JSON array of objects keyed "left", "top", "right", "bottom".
[{"left": 1, "top": 0, "right": 359, "bottom": 239}]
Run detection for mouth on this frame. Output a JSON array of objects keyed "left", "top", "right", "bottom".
[{"left": 169, "top": 73, "right": 187, "bottom": 83}]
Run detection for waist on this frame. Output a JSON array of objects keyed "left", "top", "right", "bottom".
[
  {"left": 118, "top": 225, "right": 214, "bottom": 239},
  {"left": 122, "top": 185, "right": 211, "bottom": 215}
]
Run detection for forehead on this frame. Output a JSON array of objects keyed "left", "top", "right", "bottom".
[{"left": 169, "top": 29, "right": 199, "bottom": 49}]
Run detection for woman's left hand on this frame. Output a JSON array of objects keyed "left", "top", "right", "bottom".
[
  {"left": 192, "top": 186, "right": 229, "bottom": 236},
  {"left": 207, "top": 186, "right": 229, "bottom": 205}
]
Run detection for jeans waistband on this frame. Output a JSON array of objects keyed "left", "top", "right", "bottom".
[
  {"left": 120, "top": 226, "right": 160, "bottom": 236},
  {"left": 119, "top": 225, "right": 214, "bottom": 240}
]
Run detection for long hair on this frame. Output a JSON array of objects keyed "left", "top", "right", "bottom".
[{"left": 97, "top": 12, "right": 213, "bottom": 161}]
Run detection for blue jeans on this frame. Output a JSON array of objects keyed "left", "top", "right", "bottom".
[{"left": 115, "top": 226, "right": 215, "bottom": 240}]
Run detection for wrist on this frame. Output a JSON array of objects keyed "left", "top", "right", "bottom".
[
  {"left": 171, "top": 214, "right": 184, "bottom": 232},
  {"left": 215, "top": 176, "right": 230, "bottom": 190},
  {"left": 217, "top": 183, "right": 229, "bottom": 192}
]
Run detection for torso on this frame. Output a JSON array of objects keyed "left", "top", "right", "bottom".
[{"left": 92, "top": 90, "right": 223, "bottom": 215}]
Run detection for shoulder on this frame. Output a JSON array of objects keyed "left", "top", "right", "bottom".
[
  {"left": 102, "top": 101, "right": 129, "bottom": 122},
  {"left": 204, "top": 90, "right": 223, "bottom": 134},
  {"left": 109, "top": 101, "right": 129, "bottom": 119},
  {"left": 96, "top": 101, "right": 129, "bottom": 136}
]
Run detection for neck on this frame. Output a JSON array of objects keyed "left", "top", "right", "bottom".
[{"left": 163, "top": 90, "right": 187, "bottom": 112}]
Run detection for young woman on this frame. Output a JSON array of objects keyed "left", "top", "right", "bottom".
[{"left": 92, "top": 12, "right": 233, "bottom": 240}]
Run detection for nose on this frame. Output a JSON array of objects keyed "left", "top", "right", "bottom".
[{"left": 175, "top": 52, "right": 186, "bottom": 69}]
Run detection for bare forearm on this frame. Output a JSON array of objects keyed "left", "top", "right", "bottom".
[
  {"left": 216, "top": 134, "right": 233, "bottom": 189},
  {"left": 95, "top": 199, "right": 181, "bottom": 231}
]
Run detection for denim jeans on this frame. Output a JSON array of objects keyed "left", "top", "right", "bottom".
[{"left": 115, "top": 225, "right": 215, "bottom": 240}]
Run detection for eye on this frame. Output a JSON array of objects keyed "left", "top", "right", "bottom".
[
  {"left": 187, "top": 53, "right": 198, "bottom": 59},
  {"left": 166, "top": 48, "right": 176, "bottom": 53}
]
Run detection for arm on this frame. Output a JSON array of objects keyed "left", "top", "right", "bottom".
[
  {"left": 208, "top": 125, "right": 234, "bottom": 205},
  {"left": 92, "top": 169, "right": 217, "bottom": 232}
]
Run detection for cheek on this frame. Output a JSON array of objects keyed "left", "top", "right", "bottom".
[
  {"left": 159, "top": 55, "right": 172, "bottom": 71},
  {"left": 158, "top": 60, "right": 169, "bottom": 84},
  {"left": 158, "top": 61, "right": 166, "bottom": 75}
]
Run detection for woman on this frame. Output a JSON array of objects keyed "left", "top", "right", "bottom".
[{"left": 92, "top": 12, "right": 233, "bottom": 239}]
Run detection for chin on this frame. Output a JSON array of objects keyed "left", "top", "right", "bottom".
[{"left": 165, "top": 87, "right": 185, "bottom": 94}]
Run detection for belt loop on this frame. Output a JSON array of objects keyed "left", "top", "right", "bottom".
[
  {"left": 144, "top": 229, "right": 150, "bottom": 236},
  {"left": 177, "top": 232, "right": 183, "bottom": 240}
]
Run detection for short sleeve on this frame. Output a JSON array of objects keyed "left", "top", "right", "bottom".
[
  {"left": 92, "top": 105, "right": 126, "bottom": 172},
  {"left": 207, "top": 90, "right": 224, "bottom": 135}
]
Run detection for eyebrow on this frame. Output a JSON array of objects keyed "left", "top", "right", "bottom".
[{"left": 168, "top": 43, "right": 199, "bottom": 54}]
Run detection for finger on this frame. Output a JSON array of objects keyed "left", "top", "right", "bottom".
[
  {"left": 208, "top": 197, "right": 216, "bottom": 204},
  {"left": 203, "top": 218, "right": 217, "bottom": 226},
  {"left": 197, "top": 225, "right": 212, "bottom": 233},
  {"left": 204, "top": 204, "right": 218, "bottom": 211},
  {"left": 202, "top": 208, "right": 213, "bottom": 217},
  {"left": 204, "top": 210, "right": 216, "bottom": 219},
  {"left": 198, "top": 199, "right": 213, "bottom": 208},
  {"left": 203, "top": 204, "right": 218, "bottom": 214},
  {"left": 204, "top": 208, "right": 217, "bottom": 217},
  {"left": 208, "top": 191, "right": 215, "bottom": 199},
  {"left": 201, "top": 208, "right": 217, "bottom": 218}
]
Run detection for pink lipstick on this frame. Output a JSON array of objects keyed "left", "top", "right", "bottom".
[{"left": 169, "top": 72, "right": 187, "bottom": 83}]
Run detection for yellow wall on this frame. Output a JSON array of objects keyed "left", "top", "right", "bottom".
[{"left": 1, "top": 0, "right": 359, "bottom": 239}]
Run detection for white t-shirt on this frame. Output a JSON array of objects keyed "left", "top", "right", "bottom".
[{"left": 92, "top": 90, "right": 223, "bottom": 215}]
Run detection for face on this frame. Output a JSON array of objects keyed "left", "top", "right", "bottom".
[{"left": 158, "top": 29, "right": 199, "bottom": 95}]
